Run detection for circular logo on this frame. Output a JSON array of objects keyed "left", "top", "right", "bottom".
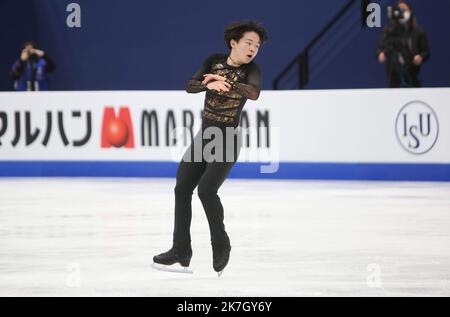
[
  {"left": 105, "top": 118, "right": 129, "bottom": 148},
  {"left": 395, "top": 101, "right": 439, "bottom": 155}
]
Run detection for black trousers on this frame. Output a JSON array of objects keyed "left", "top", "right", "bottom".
[
  {"left": 172, "top": 125, "right": 242, "bottom": 248},
  {"left": 387, "top": 63, "right": 422, "bottom": 88}
]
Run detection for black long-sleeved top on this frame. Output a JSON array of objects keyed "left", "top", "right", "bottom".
[{"left": 186, "top": 53, "right": 261, "bottom": 127}]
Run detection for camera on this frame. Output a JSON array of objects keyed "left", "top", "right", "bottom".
[{"left": 387, "top": 5, "right": 404, "bottom": 22}]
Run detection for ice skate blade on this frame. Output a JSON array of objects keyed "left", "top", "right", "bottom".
[{"left": 151, "top": 262, "right": 193, "bottom": 274}]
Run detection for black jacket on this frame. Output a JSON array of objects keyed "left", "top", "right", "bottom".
[{"left": 377, "top": 22, "right": 430, "bottom": 68}]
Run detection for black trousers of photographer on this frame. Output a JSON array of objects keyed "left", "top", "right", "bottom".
[
  {"left": 172, "top": 125, "right": 242, "bottom": 249},
  {"left": 387, "top": 63, "right": 422, "bottom": 88}
]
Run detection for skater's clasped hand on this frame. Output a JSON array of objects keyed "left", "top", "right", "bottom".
[
  {"left": 202, "top": 74, "right": 227, "bottom": 85},
  {"left": 206, "top": 81, "right": 231, "bottom": 93},
  {"left": 203, "top": 74, "right": 231, "bottom": 93}
]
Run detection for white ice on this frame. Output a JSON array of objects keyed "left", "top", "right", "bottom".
[{"left": 1, "top": 178, "right": 450, "bottom": 297}]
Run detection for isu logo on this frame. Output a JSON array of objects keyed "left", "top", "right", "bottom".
[
  {"left": 395, "top": 101, "right": 439, "bottom": 155},
  {"left": 101, "top": 107, "right": 135, "bottom": 148}
]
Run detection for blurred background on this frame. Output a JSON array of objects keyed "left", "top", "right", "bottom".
[{"left": 1, "top": 0, "right": 449, "bottom": 91}]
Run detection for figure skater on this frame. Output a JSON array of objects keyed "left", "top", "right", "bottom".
[{"left": 153, "top": 21, "right": 268, "bottom": 276}]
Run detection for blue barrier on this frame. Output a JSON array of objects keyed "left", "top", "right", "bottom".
[{"left": 1, "top": 161, "right": 449, "bottom": 181}]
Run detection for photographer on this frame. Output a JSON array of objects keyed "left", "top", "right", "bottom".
[
  {"left": 377, "top": 1, "right": 429, "bottom": 88},
  {"left": 9, "top": 41, "right": 56, "bottom": 91}
]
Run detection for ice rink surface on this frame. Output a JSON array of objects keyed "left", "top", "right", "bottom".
[{"left": 1, "top": 178, "right": 449, "bottom": 297}]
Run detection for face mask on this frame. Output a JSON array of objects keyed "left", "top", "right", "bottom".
[{"left": 400, "top": 10, "right": 411, "bottom": 24}]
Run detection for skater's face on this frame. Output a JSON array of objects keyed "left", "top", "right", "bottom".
[{"left": 229, "top": 31, "right": 261, "bottom": 65}]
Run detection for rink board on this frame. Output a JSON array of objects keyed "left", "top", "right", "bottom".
[{"left": 0, "top": 89, "right": 449, "bottom": 180}]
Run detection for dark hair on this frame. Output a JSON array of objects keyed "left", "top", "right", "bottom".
[
  {"left": 397, "top": 0, "right": 412, "bottom": 10},
  {"left": 224, "top": 21, "right": 268, "bottom": 49}
]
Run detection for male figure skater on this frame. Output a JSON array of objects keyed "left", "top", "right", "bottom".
[{"left": 153, "top": 21, "right": 268, "bottom": 276}]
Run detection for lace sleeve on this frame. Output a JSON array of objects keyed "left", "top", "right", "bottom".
[
  {"left": 226, "top": 63, "right": 261, "bottom": 100},
  {"left": 186, "top": 79, "right": 208, "bottom": 93}
]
